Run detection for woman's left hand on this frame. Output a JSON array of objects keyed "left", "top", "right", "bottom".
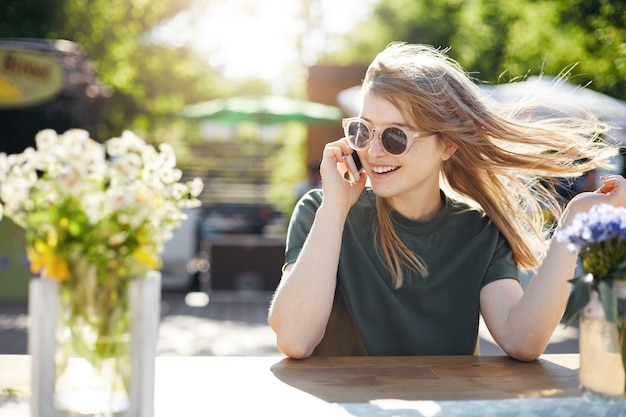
[
  {"left": 596, "top": 174, "right": 626, "bottom": 197},
  {"left": 566, "top": 174, "right": 626, "bottom": 216}
]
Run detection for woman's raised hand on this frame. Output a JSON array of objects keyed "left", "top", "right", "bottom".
[{"left": 319, "top": 138, "right": 367, "bottom": 214}]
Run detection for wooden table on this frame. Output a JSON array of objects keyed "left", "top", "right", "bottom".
[{"left": 0, "top": 354, "right": 625, "bottom": 416}]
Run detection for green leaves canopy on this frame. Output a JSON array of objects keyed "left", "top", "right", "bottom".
[{"left": 330, "top": 0, "right": 626, "bottom": 101}]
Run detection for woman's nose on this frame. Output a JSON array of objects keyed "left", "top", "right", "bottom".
[{"left": 367, "top": 131, "right": 386, "bottom": 156}]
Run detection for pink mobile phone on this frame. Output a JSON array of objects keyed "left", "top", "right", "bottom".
[{"left": 344, "top": 152, "right": 362, "bottom": 182}]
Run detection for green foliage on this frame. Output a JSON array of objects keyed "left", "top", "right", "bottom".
[
  {"left": 267, "top": 123, "right": 308, "bottom": 219},
  {"left": 330, "top": 0, "right": 626, "bottom": 100},
  {"left": 564, "top": 275, "right": 591, "bottom": 326},
  {"left": 598, "top": 279, "right": 619, "bottom": 325},
  {"left": 0, "top": 0, "right": 67, "bottom": 38},
  {"left": 1, "top": 386, "right": 23, "bottom": 398},
  {"left": 566, "top": 277, "right": 624, "bottom": 329},
  {"left": 582, "top": 240, "right": 626, "bottom": 281}
]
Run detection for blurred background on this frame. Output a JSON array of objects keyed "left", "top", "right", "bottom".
[{"left": 1, "top": 0, "right": 625, "bottom": 356}]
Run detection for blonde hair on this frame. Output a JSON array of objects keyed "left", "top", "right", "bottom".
[{"left": 364, "top": 42, "right": 618, "bottom": 288}]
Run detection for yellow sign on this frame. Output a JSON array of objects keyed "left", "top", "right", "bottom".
[{"left": 0, "top": 48, "right": 64, "bottom": 109}]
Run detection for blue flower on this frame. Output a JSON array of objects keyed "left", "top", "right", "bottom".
[{"left": 557, "top": 204, "right": 626, "bottom": 255}]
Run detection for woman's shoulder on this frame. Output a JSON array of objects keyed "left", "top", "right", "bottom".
[
  {"left": 445, "top": 193, "right": 486, "bottom": 217},
  {"left": 299, "top": 188, "right": 324, "bottom": 206}
]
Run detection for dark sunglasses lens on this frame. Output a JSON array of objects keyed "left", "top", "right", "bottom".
[
  {"left": 347, "top": 122, "right": 370, "bottom": 149},
  {"left": 381, "top": 127, "right": 408, "bottom": 155}
]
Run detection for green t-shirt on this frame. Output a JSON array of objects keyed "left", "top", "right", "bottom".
[{"left": 285, "top": 188, "right": 519, "bottom": 356}]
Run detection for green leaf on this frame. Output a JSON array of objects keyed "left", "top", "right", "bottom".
[
  {"left": 564, "top": 277, "right": 590, "bottom": 327},
  {"left": 68, "top": 220, "right": 82, "bottom": 237},
  {"left": 598, "top": 280, "right": 618, "bottom": 325},
  {"left": 609, "top": 260, "right": 626, "bottom": 279}
]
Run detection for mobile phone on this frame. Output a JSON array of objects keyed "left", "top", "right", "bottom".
[{"left": 344, "top": 152, "right": 362, "bottom": 182}]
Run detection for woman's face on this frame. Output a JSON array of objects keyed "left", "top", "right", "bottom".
[{"left": 357, "top": 90, "right": 456, "bottom": 210}]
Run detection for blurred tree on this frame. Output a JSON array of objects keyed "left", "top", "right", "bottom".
[
  {"left": 326, "top": 0, "right": 626, "bottom": 100},
  {"left": 552, "top": 0, "right": 626, "bottom": 98},
  {"left": 267, "top": 123, "right": 309, "bottom": 218},
  {"left": 325, "top": 0, "right": 467, "bottom": 66},
  {"left": 0, "top": 0, "right": 257, "bottom": 142},
  {"left": 0, "top": 0, "right": 67, "bottom": 38}
]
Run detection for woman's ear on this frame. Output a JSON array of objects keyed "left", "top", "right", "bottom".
[{"left": 440, "top": 140, "right": 458, "bottom": 161}]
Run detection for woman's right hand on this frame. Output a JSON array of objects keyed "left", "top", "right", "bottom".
[
  {"left": 319, "top": 138, "right": 367, "bottom": 214},
  {"left": 269, "top": 137, "right": 364, "bottom": 358}
]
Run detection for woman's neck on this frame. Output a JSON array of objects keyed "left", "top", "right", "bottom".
[{"left": 388, "top": 189, "right": 443, "bottom": 222}]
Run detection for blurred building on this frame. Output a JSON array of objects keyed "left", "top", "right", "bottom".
[{"left": 306, "top": 64, "right": 367, "bottom": 166}]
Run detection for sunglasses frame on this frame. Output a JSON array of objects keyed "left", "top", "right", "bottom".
[{"left": 342, "top": 117, "right": 435, "bottom": 156}]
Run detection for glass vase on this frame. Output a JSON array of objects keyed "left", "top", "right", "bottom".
[
  {"left": 578, "top": 280, "right": 626, "bottom": 401},
  {"left": 54, "top": 258, "right": 132, "bottom": 415},
  {"left": 29, "top": 267, "right": 161, "bottom": 417}
]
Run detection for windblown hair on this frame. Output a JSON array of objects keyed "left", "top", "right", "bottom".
[{"left": 364, "top": 42, "right": 618, "bottom": 288}]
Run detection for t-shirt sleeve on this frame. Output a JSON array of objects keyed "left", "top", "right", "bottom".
[
  {"left": 284, "top": 190, "right": 323, "bottom": 267},
  {"left": 482, "top": 231, "right": 519, "bottom": 287}
]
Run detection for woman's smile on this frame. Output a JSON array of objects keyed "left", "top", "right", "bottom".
[{"left": 369, "top": 163, "right": 399, "bottom": 175}]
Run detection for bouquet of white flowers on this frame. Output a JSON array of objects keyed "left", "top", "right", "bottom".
[{"left": 0, "top": 128, "right": 203, "bottom": 282}]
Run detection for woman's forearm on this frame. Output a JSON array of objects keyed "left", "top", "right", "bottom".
[
  {"left": 494, "top": 197, "right": 595, "bottom": 360},
  {"left": 268, "top": 203, "right": 348, "bottom": 358},
  {"left": 502, "top": 236, "right": 577, "bottom": 360}
]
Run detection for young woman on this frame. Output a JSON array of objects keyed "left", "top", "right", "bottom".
[{"left": 268, "top": 42, "right": 626, "bottom": 361}]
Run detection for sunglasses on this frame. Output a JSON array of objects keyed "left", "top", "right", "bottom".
[{"left": 342, "top": 117, "right": 435, "bottom": 156}]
